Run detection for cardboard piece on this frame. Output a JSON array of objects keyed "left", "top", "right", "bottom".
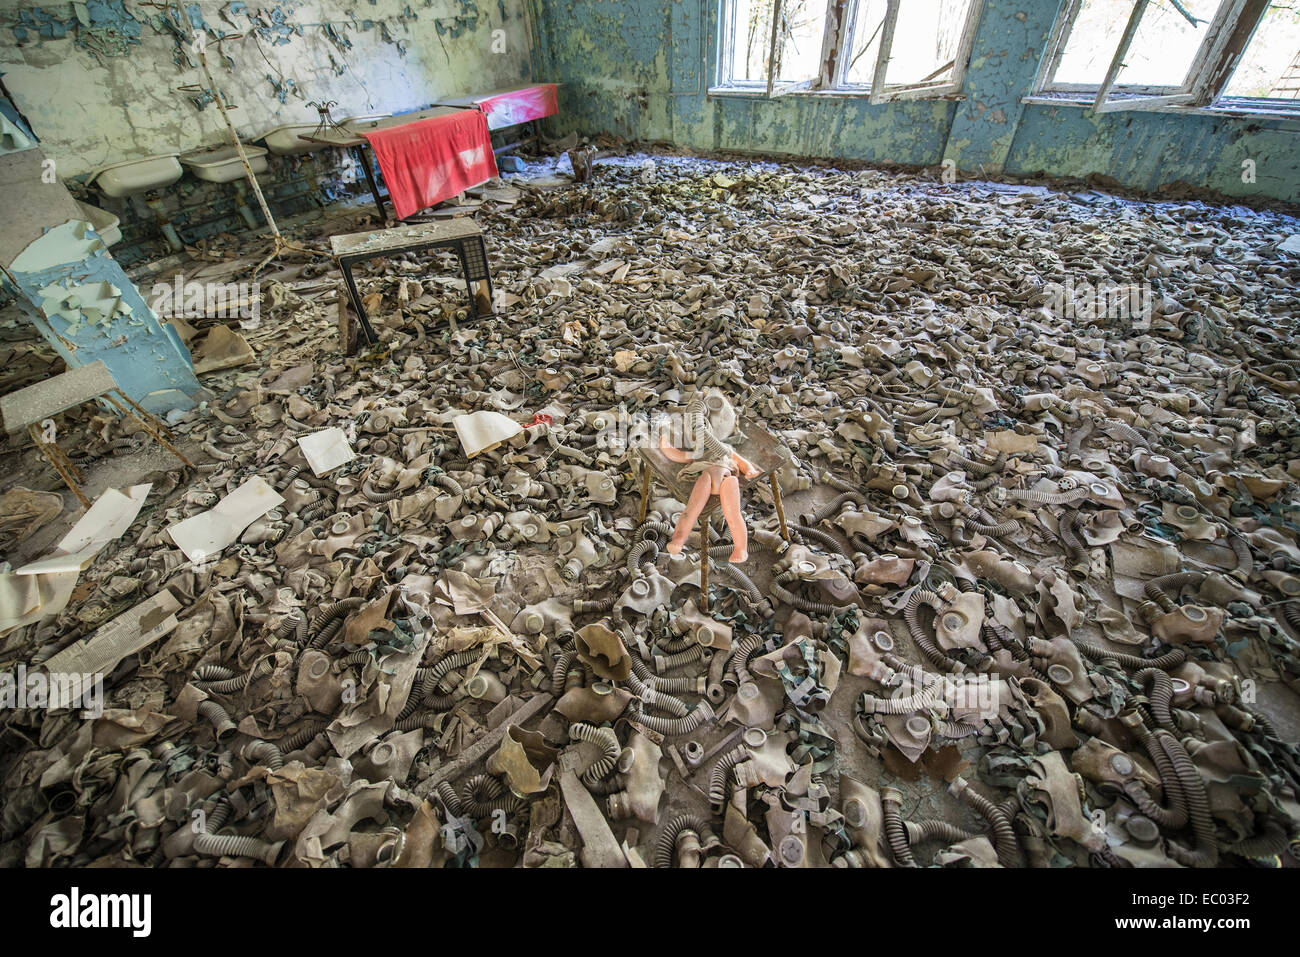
[{"left": 41, "top": 587, "right": 182, "bottom": 675}]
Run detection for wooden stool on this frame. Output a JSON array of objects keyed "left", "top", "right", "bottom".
[{"left": 0, "top": 360, "right": 191, "bottom": 508}]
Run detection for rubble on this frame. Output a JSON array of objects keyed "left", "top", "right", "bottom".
[{"left": 2, "top": 152, "right": 1300, "bottom": 868}]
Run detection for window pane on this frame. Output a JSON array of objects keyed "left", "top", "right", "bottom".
[
  {"left": 1054, "top": 0, "right": 1133, "bottom": 85},
  {"left": 1113, "top": 0, "right": 1222, "bottom": 87},
  {"left": 1224, "top": 1, "right": 1300, "bottom": 98},
  {"left": 1055, "top": 0, "right": 1223, "bottom": 89},
  {"left": 728, "top": 0, "right": 776, "bottom": 83},
  {"left": 883, "top": 0, "right": 974, "bottom": 86},
  {"left": 845, "top": 0, "right": 891, "bottom": 84},
  {"left": 776, "top": 0, "right": 829, "bottom": 83}
]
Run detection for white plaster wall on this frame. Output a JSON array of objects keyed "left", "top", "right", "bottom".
[{"left": 0, "top": 0, "right": 536, "bottom": 177}]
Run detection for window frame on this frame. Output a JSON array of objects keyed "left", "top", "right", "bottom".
[
  {"left": 1030, "top": 0, "right": 1300, "bottom": 117},
  {"left": 710, "top": 0, "right": 987, "bottom": 101}
]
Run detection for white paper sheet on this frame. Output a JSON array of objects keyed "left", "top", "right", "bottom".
[
  {"left": 1, "top": 485, "right": 152, "bottom": 637},
  {"left": 16, "top": 484, "right": 151, "bottom": 575},
  {"left": 167, "top": 476, "right": 284, "bottom": 563},
  {"left": 298, "top": 427, "right": 355, "bottom": 476}
]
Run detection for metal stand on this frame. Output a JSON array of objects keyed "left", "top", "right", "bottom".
[
  {"left": 28, "top": 424, "right": 89, "bottom": 508},
  {"left": 15, "top": 383, "right": 189, "bottom": 509}
]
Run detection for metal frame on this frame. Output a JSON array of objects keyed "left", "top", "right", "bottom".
[{"left": 25, "top": 388, "right": 191, "bottom": 508}]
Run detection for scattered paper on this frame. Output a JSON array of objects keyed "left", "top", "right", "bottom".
[
  {"left": 454, "top": 410, "right": 522, "bottom": 458},
  {"left": 0, "top": 485, "right": 151, "bottom": 637},
  {"left": 42, "top": 587, "right": 182, "bottom": 676},
  {"left": 298, "top": 427, "right": 356, "bottom": 476},
  {"left": 0, "top": 571, "right": 78, "bottom": 637},
  {"left": 192, "top": 325, "right": 256, "bottom": 374},
  {"left": 167, "top": 476, "right": 284, "bottom": 563},
  {"left": 17, "top": 484, "right": 151, "bottom": 575}
]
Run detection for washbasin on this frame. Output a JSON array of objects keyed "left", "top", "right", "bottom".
[
  {"left": 258, "top": 124, "right": 330, "bottom": 155},
  {"left": 76, "top": 201, "right": 122, "bottom": 246},
  {"left": 180, "top": 143, "right": 269, "bottom": 183},
  {"left": 86, "top": 152, "right": 183, "bottom": 197},
  {"left": 341, "top": 113, "right": 391, "bottom": 126},
  {"left": 345, "top": 109, "right": 457, "bottom": 136}
]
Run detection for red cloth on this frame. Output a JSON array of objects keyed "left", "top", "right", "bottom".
[
  {"left": 476, "top": 84, "right": 559, "bottom": 130},
  {"left": 361, "top": 110, "right": 498, "bottom": 221}
]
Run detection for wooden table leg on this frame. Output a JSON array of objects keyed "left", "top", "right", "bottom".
[
  {"left": 700, "top": 513, "right": 710, "bottom": 612},
  {"left": 30, "top": 424, "right": 90, "bottom": 508},
  {"left": 770, "top": 472, "right": 790, "bottom": 542},
  {"left": 636, "top": 462, "right": 651, "bottom": 525}
]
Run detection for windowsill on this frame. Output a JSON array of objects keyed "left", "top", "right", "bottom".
[
  {"left": 708, "top": 85, "right": 966, "bottom": 102},
  {"left": 1022, "top": 92, "right": 1300, "bottom": 126}
]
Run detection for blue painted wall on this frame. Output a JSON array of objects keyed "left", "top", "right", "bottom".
[{"left": 533, "top": 0, "right": 1300, "bottom": 204}]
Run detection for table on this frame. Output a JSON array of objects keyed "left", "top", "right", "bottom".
[
  {"left": 330, "top": 219, "right": 495, "bottom": 353},
  {"left": 300, "top": 108, "right": 465, "bottom": 225},
  {"left": 434, "top": 83, "right": 559, "bottom": 131}
]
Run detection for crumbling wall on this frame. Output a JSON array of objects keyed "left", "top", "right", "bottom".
[
  {"left": 0, "top": 0, "right": 534, "bottom": 178},
  {"left": 533, "top": 0, "right": 1300, "bottom": 204}
]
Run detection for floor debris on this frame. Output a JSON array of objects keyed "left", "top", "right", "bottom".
[{"left": 1, "top": 152, "right": 1299, "bottom": 869}]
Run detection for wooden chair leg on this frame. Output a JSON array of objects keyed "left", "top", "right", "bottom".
[
  {"left": 110, "top": 389, "right": 179, "bottom": 441},
  {"left": 699, "top": 513, "right": 710, "bottom": 612},
  {"left": 30, "top": 424, "right": 90, "bottom": 509},
  {"left": 45, "top": 439, "right": 85, "bottom": 484},
  {"left": 770, "top": 472, "right": 790, "bottom": 542},
  {"left": 105, "top": 392, "right": 193, "bottom": 468},
  {"left": 636, "top": 462, "right": 651, "bottom": 526}
]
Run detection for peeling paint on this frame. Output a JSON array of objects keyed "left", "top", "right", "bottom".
[
  {"left": 536, "top": 0, "right": 1299, "bottom": 203},
  {"left": 10, "top": 219, "right": 105, "bottom": 272},
  {"left": 1, "top": 0, "right": 531, "bottom": 177},
  {"left": 6, "top": 217, "right": 201, "bottom": 411}
]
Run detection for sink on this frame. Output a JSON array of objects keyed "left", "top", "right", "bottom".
[
  {"left": 258, "top": 124, "right": 329, "bottom": 155},
  {"left": 86, "top": 153, "right": 182, "bottom": 197},
  {"left": 341, "top": 113, "right": 391, "bottom": 126},
  {"left": 76, "top": 201, "right": 122, "bottom": 246},
  {"left": 180, "top": 143, "right": 269, "bottom": 183},
  {"left": 346, "top": 109, "right": 457, "bottom": 136}
]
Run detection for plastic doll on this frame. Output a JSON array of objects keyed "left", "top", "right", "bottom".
[{"left": 658, "top": 392, "right": 760, "bottom": 563}]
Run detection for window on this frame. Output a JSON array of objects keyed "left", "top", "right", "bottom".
[
  {"left": 1033, "top": 0, "right": 1300, "bottom": 115},
  {"left": 714, "top": 0, "right": 987, "bottom": 100},
  {"left": 1220, "top": 1, "right": 1300, "bottom": 107}
]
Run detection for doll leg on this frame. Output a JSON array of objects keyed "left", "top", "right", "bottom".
[
  {"left": 718, "top": 474, "right": 748, "bottom": 563},
  {"left": 667, "top": 474, "right": 714, "bottom": 555}
]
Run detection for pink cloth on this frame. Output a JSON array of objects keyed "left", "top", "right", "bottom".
[
  {"left": 476, "top": 84, "right": 559, "bottom": 130},
  {"left": 361, "top": 110, "right": 498, "bottom": 221}
]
